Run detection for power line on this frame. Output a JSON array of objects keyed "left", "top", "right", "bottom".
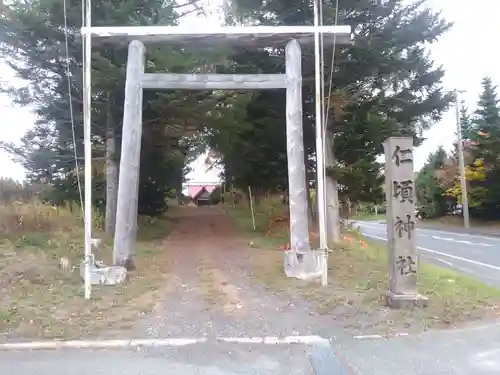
[
  {"left": 313, "top": 0, "right": 328, "bottom": 259},
  {"left": 317, "top": 0, "right": 340, "bottom": 246},
  {"left": 63, "top": 0, "right": 93, "bottom": 300},
  {"left": 62, "top": 0, "right": 92, "bottom": 300},
  {"left": 323, "top": 0, "right": 339, "bottom": 125},
  {"left": 62, "top": 0, "right": 84, "bottom": 211}
]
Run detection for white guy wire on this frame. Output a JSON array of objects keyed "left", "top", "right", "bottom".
[
  {"left": 313, "top": 0, "right": 328, "bottom": 253},
  {"left": 62, "top": 0, "right": 83, "bottom": 210},
  {"left": 82, "top": 0, "right": 93, "bottom": 300},
  {"left": 320, "top": 0, "right": 340, "bottom": 242}
]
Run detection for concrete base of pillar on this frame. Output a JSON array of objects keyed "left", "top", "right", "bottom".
[
  {"left": 283, "top": 250, "right": 324, "bottom": 280},
  {"left": 386, "top": 291, "right": 428, "bottom": 309}
]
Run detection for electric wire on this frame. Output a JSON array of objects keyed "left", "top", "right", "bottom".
[
  {"left": 317, "top": 0, "right": 340, "bottom": 237},
  {"left": 324, "top": 0, "right": 340, "bottom": 127},
  {"left": 62, "top": 0, "right": 84, "bottom": 211}
]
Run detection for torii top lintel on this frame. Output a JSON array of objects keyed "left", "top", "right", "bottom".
[{"left": 80, "top": 25, "right": 352, "bottom": 47}]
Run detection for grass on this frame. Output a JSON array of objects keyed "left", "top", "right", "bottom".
[
  {"left": 197, "top": 259, "right": 243, "bottom": 312},
  {"left": 197, "top": 259, "right": 228, "bottom": 307},
  {"left": 349, "top": 212, "right": 384, "bottom": 221},
  {"left": 350, "top": 211, "right": 500, "bottom": 232},
  {"left": 0, "top": 201, "right": 173, "bottom": 340},
  {"left": 225, "top": 200, "right": 500, "bottom": 333},
  {"left": 420, "top": 216, "right": 500, "bottom": 231}
]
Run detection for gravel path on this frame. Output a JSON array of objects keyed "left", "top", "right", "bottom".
[{"left": 136, "top": 205, "right": 340, "bottom": 340}]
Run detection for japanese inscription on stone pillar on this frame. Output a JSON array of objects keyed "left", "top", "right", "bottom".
[{"left": 383, "top": 137, "right": 427, "bottom": 308}]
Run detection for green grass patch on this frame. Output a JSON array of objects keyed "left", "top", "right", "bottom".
[
  {"left": 350, "top": 212, "right": 384, "bottom": 221},
  {"left": 226, "top": 204, "right": 500, "bottom": 333},
  {"left": 0, "top": 201, "right": 174, "bottom": 340},
  {"left": 420, "top": 216, "right": 500, "bottom": 232},
  {"left": 196, "top": 259, "right": 228, "bottom": 307}
]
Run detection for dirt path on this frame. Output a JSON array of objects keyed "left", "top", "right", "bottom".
[{"left": 137, "top": 205, "right": 339, "bottom": 340}]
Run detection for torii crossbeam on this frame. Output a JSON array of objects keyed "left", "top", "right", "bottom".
[{"left": 81, "top": 25, "right": 351, "bottom": 45}]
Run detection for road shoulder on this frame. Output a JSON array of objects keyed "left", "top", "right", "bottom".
[{"left": 334, "top": 322, "right": 500, "bottom": 375}]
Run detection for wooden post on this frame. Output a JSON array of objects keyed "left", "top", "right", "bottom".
[
  {"left": 248, "top": 186, "right": 256, "bottom": 231},
  {"left": 285, "top": 39, "right": 310, "bottom": 253},
  {"left": 113, "top": 40, "right": 145, "bottom": 268}
]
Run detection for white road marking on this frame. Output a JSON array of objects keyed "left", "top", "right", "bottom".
[
  {"left": 362, "top": 233, "right": 500, "bottom": 271},
  {"left": 355, "top": 221, "right": 500, "bottom": 242},
  {"left": 353, "top": 333, "right": 409, "bottom": 340},
  {"left": 0, "top": 336, "right": 329, "bottom": 350},
  {"left": 0, "top": 338, "right": 208, "bottom": 350},
  {"left": 420, "top": 228, "right": 500, "bottom": 241},
  {"left": 2, "top": 333, "right": 428, "bottom": 351},
  {"left": 427, "top": 256, "right": 454, "bottom": 267},
  {"left": 217, "top": 336, "right": 326, "bottom": 345},
  {"left": 431, "top": 235, "right": 492, "bottom": 247}
]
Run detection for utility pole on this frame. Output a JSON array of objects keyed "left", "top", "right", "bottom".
[
  {"left": 313, "top": 0, "right": 328, "bottom": 251},
  {"left": 455, "top": 90, "right": 470, "bottom": 229},
  {"left": 313, "top": 0, "right": 328, "bottom": 286},
  {"left": 82, "top": 0, "right": 93, "bottom": 299}
]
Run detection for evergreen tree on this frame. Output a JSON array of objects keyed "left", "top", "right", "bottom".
[
  {"left": 416, "top": 147, "right": 451, "bottom": 217},
  {"left": 468, "top": 77, "right": 500, "bottom": 218},
  {"left": 216, "top": 0, "right": 454, "bottom": 206},
  {"left": 471, "top": 77, "right": 500, "bottom": 163},
  {"left": 0, "top": 0, "right": 219, "bottom": 265},
  {"left": 473, "top": 77, "right": 500, "bottom": 135},
  {"left": 459, "top": 101, "right": 473, "bottom": 140},
  {"left": 0, "top": 0, "right": 204, "bottom": 217}
]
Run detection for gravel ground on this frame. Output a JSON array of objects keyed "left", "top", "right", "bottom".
[{"left": 136, "top": 206, "right": 342, "bottom": 340}]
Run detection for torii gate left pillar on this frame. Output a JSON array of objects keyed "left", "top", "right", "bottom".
[{"left": 113, "top": 39, "right": 311, "bottom": 273}]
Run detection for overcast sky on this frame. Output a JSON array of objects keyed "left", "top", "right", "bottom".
[{"left": 1, "top": 0, "right": 498, "bottom": 182}]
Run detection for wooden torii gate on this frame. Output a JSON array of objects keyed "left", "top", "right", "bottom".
[{"left": 85, "top": 25, "right": 351, "bottom": 276}]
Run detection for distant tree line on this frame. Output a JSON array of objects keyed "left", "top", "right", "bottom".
[{"left": 416, "top": 77, "right": 500, "bottom": 220}]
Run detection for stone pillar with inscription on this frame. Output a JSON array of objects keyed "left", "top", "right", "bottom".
[{"left": 383, "top": 137, "right": 428, "bottom": 309}]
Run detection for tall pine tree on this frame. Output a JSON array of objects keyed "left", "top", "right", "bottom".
[
  {"left": 416, "top": 147, "right": 452, "bottom": 218},
  {"left": 468, "top": 77, "right": 500, "bottom": 218},
  {"left": 217, "top": 0, "right": 454, "bottom": 238},
  {"left": 0, "top": 0, "right": 219, "bottom": 266},
  {"left": 459, "top": 101, "right": 473, "bottom": 140}
]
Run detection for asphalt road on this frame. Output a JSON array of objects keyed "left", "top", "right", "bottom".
[
  {"left": 4, "top": 325, "right": 500, "bottom": 375},
  {"left": 0, "top": 343, "right": 310, "bottom": 375},
  {"left": 354, "top": 220, "right": 500, "bottom": 286}
]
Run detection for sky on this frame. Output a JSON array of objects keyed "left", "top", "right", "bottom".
[{"left": 1, "top": 0, "right": 499, "bottom": 182}]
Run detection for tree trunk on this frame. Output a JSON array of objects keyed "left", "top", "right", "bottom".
[
  {"left": 177, "top": 177, "right": 183, "bottom": 205},
  {"left": 303, "top": 151, "right": 315, "bottom": 222},
  {"left": 105, "top": 100, "right": 118, "bottom": 234},
  {"left": 325, "top": 130, "right": 341, "bottom": 244},
  {"left": 305, "top": 169, "right": 315, "bottom": 222}
]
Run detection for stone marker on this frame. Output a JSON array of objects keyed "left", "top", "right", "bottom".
[{"left": 383, "top": 137, "right": 428, "bottom": 309}]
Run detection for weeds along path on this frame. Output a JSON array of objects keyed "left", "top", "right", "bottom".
[{"left": 138, "top": 205, "right": 336, "bottom": 339}]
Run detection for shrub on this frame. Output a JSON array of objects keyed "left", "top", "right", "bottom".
[
  {"left": 0, "top": 201, "right": 81, "bottom": 235},
  {"left": 0, "top": 178, "right": 50, "bottom": 203}
]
